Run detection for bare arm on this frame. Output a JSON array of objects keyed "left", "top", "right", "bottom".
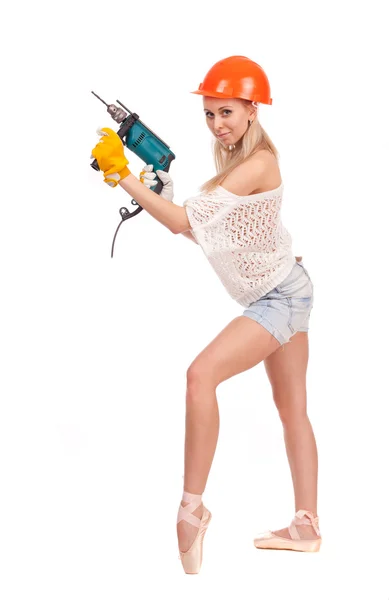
[{"left": 181, "top": 230, "right": 198, "bottom": 244}]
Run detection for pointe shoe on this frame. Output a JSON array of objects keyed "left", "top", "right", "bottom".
[
  {"left": 254, "top": 509, "right": 322, "bottom": 552},
  {"left": 177, "top": 491, "right": 212, "bottom": 574}
]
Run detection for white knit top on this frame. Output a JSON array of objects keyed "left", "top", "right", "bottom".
[{"left": 183, "top": 182, "right": 296, "bottom": 307}]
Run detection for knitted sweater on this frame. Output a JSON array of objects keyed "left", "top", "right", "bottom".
[{"left": 183, "top": 182, "right": 295, "bottom": 307}]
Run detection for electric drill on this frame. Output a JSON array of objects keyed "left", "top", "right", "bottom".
[{"left": 90, "top": 91, "right": 176, "bottom": 257}]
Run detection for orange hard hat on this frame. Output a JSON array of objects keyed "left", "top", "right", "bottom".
[{"left": 191, "top": 55, "right": 272, "bottom": 105}]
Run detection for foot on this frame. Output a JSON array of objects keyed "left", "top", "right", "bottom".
[
  {"left": 254, "top": 509, "right": 321, "bottom": 552},
  {"left": 177, "top": 500, "right": 204, "bottom": 552},
  {"left": 270, "top": 510, "right": 321, "bottom": 540},
  {"left": 271, "top": 524, "right": 320, "bottom": 540}
]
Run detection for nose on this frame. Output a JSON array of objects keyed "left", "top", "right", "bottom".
[{"left": 213, "top": 116, "right": 224, "bottom": 131}]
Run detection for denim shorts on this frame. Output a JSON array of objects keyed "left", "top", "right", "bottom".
[{"left": 242, "top": 259, "right": 314, "bottom": 347}]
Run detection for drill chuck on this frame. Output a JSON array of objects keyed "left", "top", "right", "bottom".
[{"left": 106, "top": 104, "right": 127, "bottom": 122}]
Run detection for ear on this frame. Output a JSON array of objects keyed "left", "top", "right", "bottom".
[
  {"left": 249, "top": 107, "right": 257, "bottom": 120},
  {"left": 244, "top": 102, "right": 257, "bottom": 122}
]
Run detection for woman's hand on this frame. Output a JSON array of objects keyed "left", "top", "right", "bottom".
[
  {"left": 140, "top": 164, "right": 174, "bottom": 202},
  {"left": 91, "top": 127, "right": 131, "bottom": 187}
]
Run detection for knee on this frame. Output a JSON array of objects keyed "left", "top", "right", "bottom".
[
  {"left": 276, "top": 401, "right": 308, "bottom": 426},
  {"left": 186, "top": 362, "right": 216, "bottom": 395}
]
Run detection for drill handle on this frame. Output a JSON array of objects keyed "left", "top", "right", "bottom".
[
  {"left": 152, "top": 179, "right": 164, "bottom": 195},
  {"left": 140, "top": 152, "right": 174, "bottom": 196}
]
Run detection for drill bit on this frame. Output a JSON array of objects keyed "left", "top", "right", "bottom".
[
  {"left": 91, "top": 91, "right": 128, "bottom": 122},
  {"left": 91, "top": 91, "right": 109, "bottom": 107}
]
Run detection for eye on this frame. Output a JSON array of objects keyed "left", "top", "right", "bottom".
[{"left": 205, "top": 110, "right": 232, "bottom": 118}]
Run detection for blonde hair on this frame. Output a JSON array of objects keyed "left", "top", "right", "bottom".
[{"left": 199, "top": 99, "right": 279, "bottom": 194}]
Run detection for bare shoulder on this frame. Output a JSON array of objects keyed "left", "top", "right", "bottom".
[
  {"left": 220, "top": 149, "right": 281, "bottom": 196},
  {"left": 250, "top": 149, "right": 282, "bottom": 194}
]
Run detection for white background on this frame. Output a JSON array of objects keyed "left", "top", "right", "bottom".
[{"left": 1, "top": 0, "right": 388, "bottom": 598}]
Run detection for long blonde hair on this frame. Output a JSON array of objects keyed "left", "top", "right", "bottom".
[{"left": 199, "top": 99, "right": 279, "bottom": 194}]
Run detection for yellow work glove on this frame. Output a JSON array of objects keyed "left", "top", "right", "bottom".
[{"left": 91, "top": 127, "right": 131, "bottom": 187}]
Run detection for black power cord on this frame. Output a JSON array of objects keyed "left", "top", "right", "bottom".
[{"left": 111, "top": 200, "right": 144, "bottom": 258}]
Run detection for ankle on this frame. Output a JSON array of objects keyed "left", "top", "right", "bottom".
[
  {"left": 182, "top": 490, "right": 203, "bottom": 499},
  {"left": 180, "top": 490, "right": 203, "bottom": 507},
  {"left": 177, "top": 490, "right": 204, "bottom": 526},
  {"left": 292, "top": 509, "right": 321, "bottom": 537},
  {"left": 181, "top": 500, "right": 203, "bottom": 507},
  {"left": 296, "top": 509, "right": 318, "bottom": 518}
]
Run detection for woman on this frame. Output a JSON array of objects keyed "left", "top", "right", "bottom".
[{"left": 91, "top": 55, "right": 321, "bottom": 575}]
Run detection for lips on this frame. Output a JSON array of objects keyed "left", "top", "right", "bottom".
[{"left": 217, "top": 132, "right": 229, "bottom": 138}]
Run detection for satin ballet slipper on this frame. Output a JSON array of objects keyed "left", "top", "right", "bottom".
[
  {"left": 177, "top": 491, "right": 212, "bottom": 574},
  {"left": 254, "top": 509, "right": 322, "bottom": 552}
]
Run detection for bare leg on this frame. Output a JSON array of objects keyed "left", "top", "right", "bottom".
[
  {"left": 264, "top": 332, "right": 320, "bottom": 539},
  {"left": 272, "top": 414, "right": 320, "bottom": 539},
  {"left": 285, "top": 415, "right": 318, "bottom": 514},
  {"left": 177, "top": 316, "right": 280, "bottom": 553},
  {"left": 177, "top": 382, "right": 219, "bottom": 552}
]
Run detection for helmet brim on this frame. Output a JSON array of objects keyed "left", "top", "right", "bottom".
[
  {"left": 190, "top": 90, "right": 272, "bottom": 105},
  {"left": 190, "top": 90, "right": 232, "bottom": 98}
]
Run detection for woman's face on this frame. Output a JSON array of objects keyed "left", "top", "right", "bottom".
[{"left": 203, "top": 97, "right": 254, "bottom": 146}]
